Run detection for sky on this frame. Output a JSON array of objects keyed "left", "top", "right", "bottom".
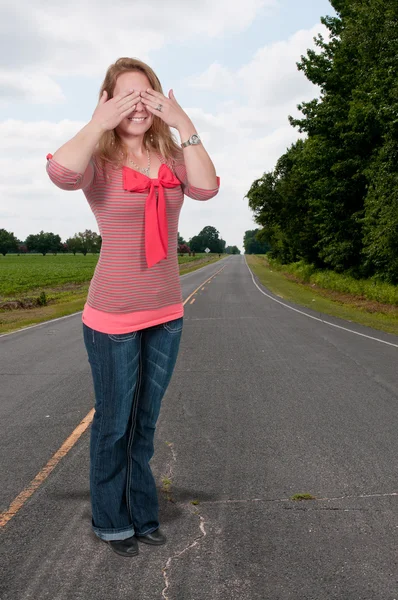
[{"left": 0, "top": 0, "right": 336, "bottom": 251}]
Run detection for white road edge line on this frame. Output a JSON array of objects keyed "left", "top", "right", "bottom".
[
  {"left": 0, "top": 311, "right": 84, "bottom": 338},
  {"left": 245, "top": 256, "right": 398, "bottom": 349}
]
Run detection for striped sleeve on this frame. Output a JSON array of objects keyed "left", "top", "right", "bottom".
[
  {"left": 45, "top": 153, "right": 97, "bottom": 191},
  {"left": 173, "top": 153, "right": 220, "bottom": 201}
]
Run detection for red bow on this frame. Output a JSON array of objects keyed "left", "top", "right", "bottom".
[{"left": 122, "top": 164, "right": 181, "bottom": 268}]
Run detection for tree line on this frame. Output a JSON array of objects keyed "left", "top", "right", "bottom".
[
  {"left": 0, "top": 229, "right": 102, "bottom": 256},
  {"left": 245, "top": 0, "right": 398, "bottom": 283},
  {"left": 0, "top": 226, "right": 241, "bottom": 256}
]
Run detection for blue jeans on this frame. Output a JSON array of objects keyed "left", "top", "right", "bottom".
[{"left": 82, "top": 317, "right": 183, "bottom": 541}]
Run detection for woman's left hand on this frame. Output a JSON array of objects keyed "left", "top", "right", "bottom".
[{"left": 140, "top": 88, "right": 190, "bottom": 130}]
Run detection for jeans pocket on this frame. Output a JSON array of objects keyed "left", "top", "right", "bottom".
[
  {"left": 107, "top": 331, "right": 138, "bottom": 342},
  {"left": 162, "top": 317, "right": 183, "bottom": 334}
]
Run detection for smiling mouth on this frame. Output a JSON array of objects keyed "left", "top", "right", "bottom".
[{"left": 128, "top": 117, "right": 147, "bottom": 122}]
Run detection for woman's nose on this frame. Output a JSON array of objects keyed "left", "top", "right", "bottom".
[{"left": 136, "top": 97, "right": 145, "bottom": 109}]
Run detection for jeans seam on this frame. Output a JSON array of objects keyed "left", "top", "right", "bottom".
[
  {"left": 163, "top": 318, "right": 183, "bottom": 334},
  {"left": 126, "top": 332, "right": 143, "bottom": 521},
  {"left": 108, "top": 332, "right": 137, "bottom": 342},
  {"left": 91, "top": 334, "right": 105, "bottom": 522}
]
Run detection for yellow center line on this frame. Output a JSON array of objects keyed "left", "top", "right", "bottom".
[
  {"left": 0, "top": 263, "right": 226, "bottom": 528},
  {"left": 0, "top": 410, "right": 95, "bottom": 527}
]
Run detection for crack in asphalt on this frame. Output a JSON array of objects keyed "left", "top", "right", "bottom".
[
  {"left": 198, "top": 491, "right": 398, "bottom": 506},
  {"left": 158, "top": 441, "right": 397, "bottom": 598},
  {"left": 161, "top": 514, "right": 206, "bottom": 600},
  {"left": 161, "top": 442, "right": 207, "bottom": 600}
]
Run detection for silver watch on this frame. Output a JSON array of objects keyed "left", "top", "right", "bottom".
[{"left": 181, "top": 134, "right": 201, "bottom": 148}]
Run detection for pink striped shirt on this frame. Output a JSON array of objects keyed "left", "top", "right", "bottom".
[{"left": 45, "top": 151, "right": 220, "bottom": 334}]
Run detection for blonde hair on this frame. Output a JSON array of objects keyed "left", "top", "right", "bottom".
[{"left": 95, "top": 57, "right": 183, "bottom": 169}]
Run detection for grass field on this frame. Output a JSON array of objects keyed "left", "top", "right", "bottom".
[
  {"left": 246, "top": 254, "right": 398, "bottom": 336},
  {"left": 0, "top": 252, "right": 224, "bottom": 333}
]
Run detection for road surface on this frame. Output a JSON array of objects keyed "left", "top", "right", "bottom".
[{"left": 1, "top": 255, "right": 397, "bottom": 599}]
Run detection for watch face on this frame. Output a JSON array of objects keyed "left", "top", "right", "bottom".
[{"left": 191, "top": 134, "right": 200, "bottom": 144}]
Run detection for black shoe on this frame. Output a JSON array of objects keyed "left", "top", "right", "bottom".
[
  {"left": 136, "top": 528, "right": 167, "bottom": 546},
  {"left": 107, "top": 535, "right": 139, "bottom": 557}
]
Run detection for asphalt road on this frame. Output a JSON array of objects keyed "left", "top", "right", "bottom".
[{"left": 1, "top": 255, "right": 397, "bottom": 600}]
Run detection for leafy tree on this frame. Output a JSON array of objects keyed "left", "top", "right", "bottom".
[
  {"left": 246, "top": 0, "right": 398, "bottom": 281},
  {"left": 0, "top": 229, "right": 18, "bottom": 256},
  {"left": 66, "top": 230, "right": 101, "bottom": 255},
  {"left": 25, "top": 231, "right": 62, "bottom": 255},
  {"left": 243, "top": 230, "right": 271, "bottom": 255},
  {"left": 225, "top": 246, "right": 241, "bottom": 255},
  {"left": 65, "top": 235, "right": 82, "bottom": 255},
  {"left": 189, "top": 226, "right": 224, "bottom": 253}
]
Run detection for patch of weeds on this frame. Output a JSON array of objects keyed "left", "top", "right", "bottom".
[
  {"left": 161, "top": 477, "right": 174, "bottom": 502},
  {"left": 291, "top": 493, "right": 316, "bottom": 501},
  {"left": 161, "top": 477, "right": 172, "bottom": 491},
  {"left": 37, "top": 291, "right": 47, "bottom": 306}
]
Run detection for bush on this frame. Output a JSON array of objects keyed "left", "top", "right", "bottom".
[{"left": 37, "top": 291, "right": 47, "bottom": 306}]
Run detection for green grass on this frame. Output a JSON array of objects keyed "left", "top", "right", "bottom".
[
  {"left": 267, "top": 257, "right": 398, "bottom": 306},
  {"left": 0, "top": 252, "right": 224, "bottom": 334},
  {"left": 246, "top": 255, "right": 398, "bottom": 336},
  {"left": 0, "top": 253, "right": 99, "bottom": 297}
]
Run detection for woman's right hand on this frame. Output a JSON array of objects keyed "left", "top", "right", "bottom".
[{"left": 91, "top": 89, "right": 142, "bottom": 132}]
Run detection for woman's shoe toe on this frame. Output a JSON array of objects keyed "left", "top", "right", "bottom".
[
  {"left": 136, "top": 529, "right": 166, "bottom": 545},
  {"left": 107, "top": 535, "right": 139, "bottom": 557}
]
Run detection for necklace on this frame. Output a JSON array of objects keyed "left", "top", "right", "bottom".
[{"left": 127, "top": 148, "right": 151, "bottom": 176}]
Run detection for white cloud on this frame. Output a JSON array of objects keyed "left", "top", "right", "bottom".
[
  {"left": 186, "top": 63, "right": 236, "bottom": 91},
  {"left": 1, "top": 0, "right": 277, "bottom": 93},
  {"left": 0, "top": 120, "right": 89, "bottom": 153},
  {"left": 0, "top": 73, "right": 65, "bottom": 107},
  {"left": 0, "top": 4, "right": 328, "bottom": 250},
  {"left": 187, "top": 24, "right": 327, "bottom": 108},
  {"left": 238, "top": 25, "right": 327, "bottom": 107}
]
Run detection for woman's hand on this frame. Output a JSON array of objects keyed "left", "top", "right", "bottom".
[
  {"left": 91, "top": 89, "right": 142, "bottom": 132},
  {"left": 140, "top": 88, "right": 191, "bottom": 130}
]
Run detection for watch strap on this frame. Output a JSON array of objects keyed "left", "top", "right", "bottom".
[{"left": 181, "top": 134, "right": 201, "bottom": 148}]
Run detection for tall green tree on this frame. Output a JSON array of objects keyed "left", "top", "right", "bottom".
[
  {"left": 25, "top": 231, "right": 62, "bottom": 255},
  {"left": 243, "top": 230, "right": 271, "bottom": 255},
  {"left": 189, "top": 226, "right": 225, "bottom": 253},
  {"left": 246, "top": 0, "right": 398, "bottom": 281},
  {"left": 225, "top": 246, "right": 241, "bottom": 255},
  {"left": 74, "top": 230, "right": 101, "bottom": 255},
  {"left": 0, "top": 229, "right": 19, "bottom": 256},
  {"left": 65, "top": 235, "right": 82, "bottom": 255}
]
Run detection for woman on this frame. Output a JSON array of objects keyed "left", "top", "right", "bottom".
[{"left": 46, "top": 57, "right": 220, "bottom": 557}]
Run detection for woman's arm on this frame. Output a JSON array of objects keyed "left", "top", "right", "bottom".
[
  {"left": 51, "top": 120, "right": 104, "bottom": 174},
  {"left": 46, "top": 120, "right": 103, "bottom": 191},
  {"left": 177, "top": 118, "right": 218, "bottom": 190}
]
